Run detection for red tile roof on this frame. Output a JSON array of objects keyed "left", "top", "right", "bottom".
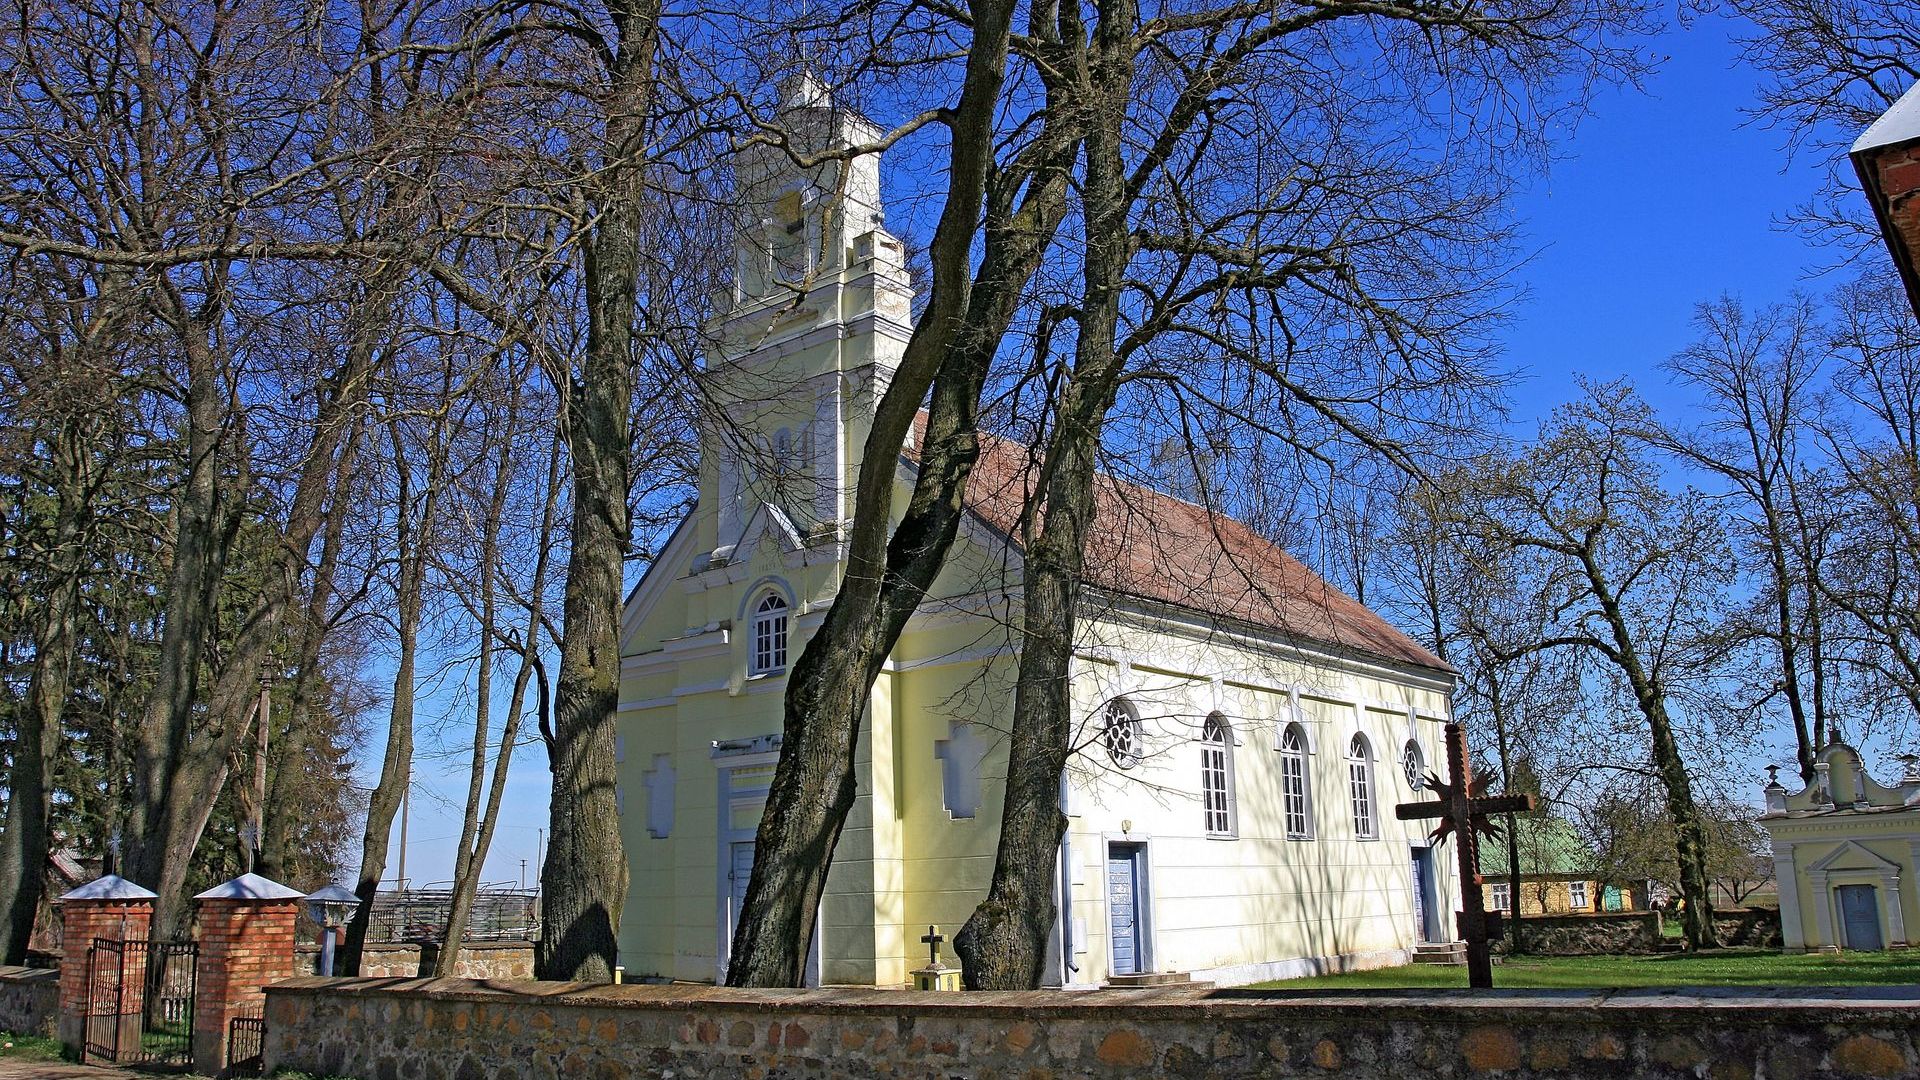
[{"left": 913, "top": 421, "right": 1451, "bottom": 675}]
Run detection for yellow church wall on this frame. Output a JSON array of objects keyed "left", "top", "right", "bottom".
[{"left": 1768, "top": 817, "right": 1920, "bottom": 951}]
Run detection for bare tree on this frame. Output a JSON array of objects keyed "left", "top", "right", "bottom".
[
  {"left": 726, "top": 0, "right": 1083, "bottom": 986},
  {"left": 438, "top": 368, "right": 564, "bottom": 972},
  {"left": 951, "top": 0, "right": 1647, "bottom": 984},
  {"left": 1453, "top": 383, "right": 1731, "bottom": 948},
  {"left": 1662, "top": 296, "right": 1834, "bottom": 780}
]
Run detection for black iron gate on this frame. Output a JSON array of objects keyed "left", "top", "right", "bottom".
[
  {"left": 84, "top": 937, "right": 197, "bottom": 1069},
  {"left": 227, "top": 1013, "right": 266, "bottom": 1076}
]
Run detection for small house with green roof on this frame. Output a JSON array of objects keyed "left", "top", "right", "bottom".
[{"left": 1476, "top": 816, "right": 1645, "bottom": 917}]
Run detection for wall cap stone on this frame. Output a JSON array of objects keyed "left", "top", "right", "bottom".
[{"left": 266, "top": 976, "right": 1920, "bottom": 1024}]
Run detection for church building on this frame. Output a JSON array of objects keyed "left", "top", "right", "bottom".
[
  {"left": 613, "top": 78, "right": 1462, "bottom": 989},
  {"left": 1761, "top": 737, "right": 1920, "bottom": 952}
]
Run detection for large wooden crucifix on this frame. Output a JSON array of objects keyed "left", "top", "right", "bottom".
[{"left": 1395, "top": 721, "right": 1537, "bottom": 988}]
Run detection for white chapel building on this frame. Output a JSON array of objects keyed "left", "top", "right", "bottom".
[{"left": 613, "top": 79, "right": 1463, "bottom": 989}]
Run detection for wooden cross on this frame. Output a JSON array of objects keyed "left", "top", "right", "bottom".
[
  {"left": 1394, "top": 721, "right": 1537, "bottom": 988},
  {"left": 921, "top": 925, "right": 947, "bottom": 968}
]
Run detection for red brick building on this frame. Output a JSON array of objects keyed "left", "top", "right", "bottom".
[{"left": 1854, "top": 82, "right": 1920, "bottom": 318}]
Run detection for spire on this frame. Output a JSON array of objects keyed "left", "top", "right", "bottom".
[{"left": 779, "top": 70, "right": 832, "bottom": 112}]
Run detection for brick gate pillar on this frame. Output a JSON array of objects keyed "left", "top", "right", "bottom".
[
  {"left": 54, "top": 875, "right": 157, "bottom": 1053},
  {"left": 192, "top": 873, "right": 304, "bottom": 1076}
]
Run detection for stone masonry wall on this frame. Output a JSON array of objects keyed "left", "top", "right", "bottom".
[
  {"left": 265, "top": 978, "right": 1920, "bottom": 1080},
  {"left": 1715, "top": 908, "right": 1783, "bottom": 948},
  {"left": 0, "top": 967, "right": 57, "bottom": 1037},
  {"left": 293, "top": 941, "right": 535, "bottom": 980},
  {"left": 1494, "top": 912, "right": 1664, "bottom": 956}
]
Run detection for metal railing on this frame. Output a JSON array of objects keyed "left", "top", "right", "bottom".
[
  {"left": 228, "top": 1014, "right": 266, "bottom": 1076},
  {"left": 364, "top": 887, "right": 539, "bottom": 943}
]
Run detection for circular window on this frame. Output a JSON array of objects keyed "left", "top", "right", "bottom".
[
  {"left": 1402, "top": 740, "right": 1424, "bottom": 790},
  {"left": 1101, "top": 699, "right": 1143, "bottom": 770}
]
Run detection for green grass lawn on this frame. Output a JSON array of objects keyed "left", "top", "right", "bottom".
[
  {"left": 1252, "top": 948, "right": 1920, "bottom": 990},
  {"left": 0, "top": 1031, "right": 64, "bottom": 1062}
]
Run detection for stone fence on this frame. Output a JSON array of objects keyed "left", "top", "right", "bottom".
[
  {"left": 1494, "top": 912, "right": 1663, "bottom": 956},
  {"left": 1715, "top": 908, "right": 1783, "bottom": 948},
  {"left": 294, "top": 940, "right": 535, "bottom": 980},
  {"left": 0, "top": 966, "right": 57, "bottom": 1037},
  {"left": 1492, "top": 908, "right": 1782, "bottom": 956},
  {"left": 264, "top": 977, "right": 1920, "bottom": 1080}
]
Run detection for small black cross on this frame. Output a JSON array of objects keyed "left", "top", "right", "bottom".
[{"left": 921, "top": 925, "right": 946, "bottom": 967}]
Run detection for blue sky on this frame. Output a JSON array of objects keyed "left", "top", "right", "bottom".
[
  {"left": 370, "top": 14, "right": 1858, "bottom": 888},
  {"left": 1496, "top": 16, "right": 1837, "bottom": 420}
]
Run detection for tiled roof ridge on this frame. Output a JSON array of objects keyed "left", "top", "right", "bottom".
[{"left": 907, "top": 413, "right": 1452, "bottom": 675}]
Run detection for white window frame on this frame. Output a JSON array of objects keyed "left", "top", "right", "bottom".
[
  {"left": 1200, "top": 714, "right": 1237, "bottom": 838},
  {"left": 1402, "top": 739, "right": 1425, "bottom": 791},
  {"left": 1490, "top": 882, "right": 1512, "bottom": 912},
  {"left": 748, "top": 592, "right": 790, "bottom": 676},
  {"left": 1568, "top": 880, "right": 1590, "bottom": 910},
  {"left": 1348, "top": 733, "right": 1378, "bottom": 840},
  {"left": 1279, "top": 723, "right": 1314, "bottom": 840}
]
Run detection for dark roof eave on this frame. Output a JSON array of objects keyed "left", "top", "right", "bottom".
[{"left": 1851, "top": 139, "right": 1920, "bottom": 323}]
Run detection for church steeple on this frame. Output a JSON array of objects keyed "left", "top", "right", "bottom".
[{"left": 701, "top": 74, "right": 914, "bottom": 564}]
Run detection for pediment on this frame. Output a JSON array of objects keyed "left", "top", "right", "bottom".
[
  {"left": 619, "top": 514, "right": 696, "bottom": 654},
  {"left": 735, "top": 500, "right": 805, "bottom": 558},
  {"left": 1808, "top": 840, "right": 1903, "bottom": 875}
]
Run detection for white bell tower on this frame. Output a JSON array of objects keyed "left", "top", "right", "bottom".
[{"left": 701, "top": 73, "right": 914, "bottom": 565}]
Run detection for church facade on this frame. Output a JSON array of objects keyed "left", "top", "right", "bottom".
[
  {"left": 613, "top": 80, "right": 1461, "bottom": 989},
  {"left": 1761, "top": 738, "right": 1920, "bottom": 952}
]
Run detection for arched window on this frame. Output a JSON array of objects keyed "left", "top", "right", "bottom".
[
  {"left": 1348, "top": 734, "right": 1378, "bottom": 839},
  {"left": 1279, "top": 723, "right": 1313, "bottom": 840},
  {"left": 749, "top": 592, "right": 790, "bottom": 675},
  {"left": 1100, "top": 698, "right": 1142, "bottom": 770},
  {"left": 1402, "top": 739, "right": 1425, "bottom": 791},
  {"left": 1201, "top": 714, "right": 1236, "bottom": 837}
]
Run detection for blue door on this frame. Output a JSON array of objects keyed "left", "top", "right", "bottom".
[
  {"left": 1411, "top": 847, "right": 1438, "bottom": 942},
  {"left": 1838, "top": 885, "right": 1884, "bottom": 950},
  {"left": 1107, "top": 845, "right": 1143, "bottom": 975}
]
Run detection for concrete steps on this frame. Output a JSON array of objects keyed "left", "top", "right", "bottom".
[
  {"left": 1411, "top": 941, "right": 1468, "bottom": 965},
  {"left": 1105, "top": 971, "right": 1214, "bottom": 989}
]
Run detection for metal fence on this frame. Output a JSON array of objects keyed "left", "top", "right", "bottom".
[
  {"left": 364, "top": 887, "right": 539, "bottom": 943},
  {"left": 84, "top": 937, "right": 197, "bottom": 1070},
  {"left": 228, "top": 1014, "right": 266, "bottom": 1076}
]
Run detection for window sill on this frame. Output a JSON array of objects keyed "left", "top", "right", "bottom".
[
  {"left": 1285, "top": 834, "right": 1315, "bottom": 842},
  {"left": 1205, "top": 831, "right": 1238, "bottom": 841}
]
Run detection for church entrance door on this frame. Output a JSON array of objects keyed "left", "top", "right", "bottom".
[
  {"left": 1107, "top": 843, "right": 1146, "bottom": 976},
  {"left": 1838, "top": 884, "right": 1884, "bottom": 950},
  {"left": 1411, "top": 846, "right": 1441, "bottom": 943},
  {"left": 728, "top": 841, "right": 755, "bottom": 942}
]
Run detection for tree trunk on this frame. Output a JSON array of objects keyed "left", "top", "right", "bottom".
[
  {"left": 440, "top": 404, "right": 554, "bottom": 972},
  {"left": 0, "top": 420, "right": 90, "bottom": 963},
  {"left": 723, "top": 0, "right": 1063, "bottom": 986},
  {"left": 954, "top": 5, "right": 1132, "bottom": 983},
  {"left": 535, "top": 0, "right": 659, "bottom": 981},
  {"left": 1490, "top": 689, "right": 1523, "bottom": 955},
  {"left": 122, "top": 318, "right": 241, "bottom": 933},
  {"left": 1586, "top": 558, "right": 1718, "bottom": 949},
  {"left": 727, "top": 0, "right": 1086, "bottom": 988},
  {"left": 343, "top": 412, "right": 444, "bottom": 973},
  {"left": 259, "top": 419, "right": 363, "bottom": 882}
]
